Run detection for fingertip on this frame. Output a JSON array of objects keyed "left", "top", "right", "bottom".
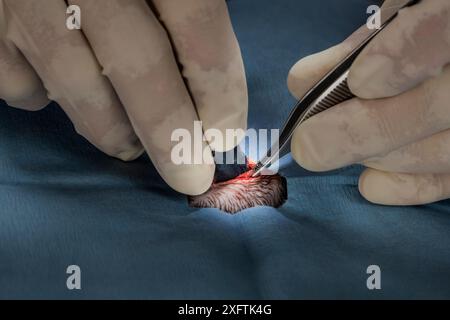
[
  {"left": 115, "top": 146, "right": 145, "bottom": 162},
  {"left": 358, "top": 168, "right": 413, "bottom": 205},
  {"left": 158, "top": 140, "right": 216, "bottom": 195},
  {"left": 287, "top": 59, "right": 308, "bottom": 100},
  {"left": 6, "top": 88, "right": 50, "bottom": 111},
  {"left": 1, "top": 73, "right": 50, "bottom": 111},
  {"left": 287, "top": 45, "right": 349, "bottom": 100},
  {"left": 358, "top": 169, "right": 445, "bottom": 206},
  {"left": 358, "top": 168, "right": 384, "bottom": 204},
  {"left": 164, "top": 163, "right": 215, "bottom": 196}
]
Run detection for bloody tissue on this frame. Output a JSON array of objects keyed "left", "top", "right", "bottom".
[{"left": 188, "top": 159, "right": 288, "bottom": 214}]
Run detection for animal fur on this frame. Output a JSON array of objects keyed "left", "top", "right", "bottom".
[{"left": 188, "top": 168, "right": 287, "bottom": 214}]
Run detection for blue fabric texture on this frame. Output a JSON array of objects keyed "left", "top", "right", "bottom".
[{"left": 1, "top": 0, "right": 449, "bottom": 299}]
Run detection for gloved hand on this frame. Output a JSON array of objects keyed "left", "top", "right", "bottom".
[
  {"left": 288, "top": 0, "right": 450, "bottom": 205},
  {"left": 0, "top": 0, "right": 248, "bottom": 195}
]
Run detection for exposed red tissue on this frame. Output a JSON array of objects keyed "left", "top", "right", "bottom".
[{"left": 188, "top": 162, "right": 287, "bottom": 214}]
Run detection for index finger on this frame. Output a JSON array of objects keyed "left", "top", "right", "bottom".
[{"left": 70, "top": 0, "right": 215, "bottom": 195}]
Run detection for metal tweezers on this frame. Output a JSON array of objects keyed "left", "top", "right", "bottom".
[{"left": 253, "top": 0, "right": 420, "bottom": 176}]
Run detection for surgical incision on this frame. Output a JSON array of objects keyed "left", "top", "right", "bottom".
[{"left": 188, "top": 147, "right": 287, "bottom": 214}]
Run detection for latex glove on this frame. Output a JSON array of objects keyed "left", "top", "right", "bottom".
[
  {"left": 288, "top": 0, "right": 450, "bottom": 205},
  {"left": 0, "top": 0, "right": 247, "bottom": 195}
]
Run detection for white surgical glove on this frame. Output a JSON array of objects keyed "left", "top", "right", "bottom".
[
  {"left": 288, "top": 0, "right": 450, "bottom": 205},
  {"left": 0, "top": 0, "right": 248, "bottom": 195}
]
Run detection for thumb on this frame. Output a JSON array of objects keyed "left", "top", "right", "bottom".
[{"left": 287, "top": 25, "right": 370, "bottom": 100}]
